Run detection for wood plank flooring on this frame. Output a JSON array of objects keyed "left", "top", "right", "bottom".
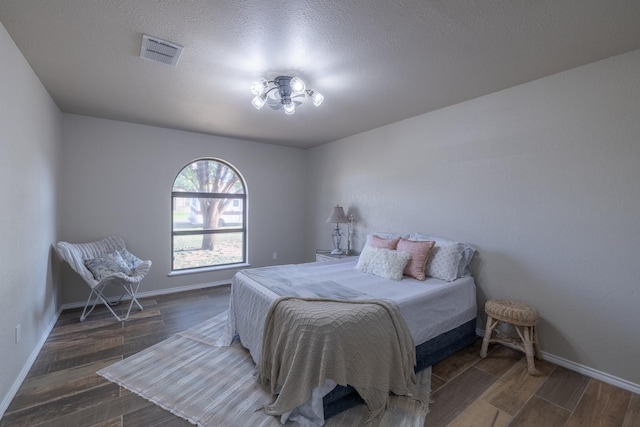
[
  {"left": 428, "top": 342, "right": 640, "bottom": 427},
  {"left": 2, "top": 286, "right": 638, "bottom": 426}
]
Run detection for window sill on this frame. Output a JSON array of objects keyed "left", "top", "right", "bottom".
[{"left": 168, "top": 262, "right": 251, "bottom": 277}]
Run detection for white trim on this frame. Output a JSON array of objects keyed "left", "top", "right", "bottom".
[
  {"left": 3, "top": 281, "right": 231, "bottom": 417},
  {"left": 0, "top": 307, "right": 63, "bottom": 419},
  {"left": 540, "top": 352, "right": 640, "bottom": 395},
  {"left": 7, "top": 297, "right": 637, "bottom": 419},
  {"left": 137, "top": 279, "right": 231, "bottom": 298},
  {"left": 2, "top": 280, "right": 231, "bottom": 417},
  {"left": 476, "top": 328, "right": 640, "bottom": 395},
  {"left": 167, "top": 263, "right": 250, "bottom": 277},
  {"left": 60, "top": 280, "right": 231, "bottom": 310}
]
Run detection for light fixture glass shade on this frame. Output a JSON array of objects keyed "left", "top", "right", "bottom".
[
  {"left": 250, "top": 78, "right": 268, "bottom": 95},
  {"left": 251, "top": 93, "right": 267, "bottom": 110},
  {"left": 326, "top": 205, "right": 348, "bottom": 224},
  {"left": 250, "top": 75, "right": 322, "bottom": 114},
  {"left": 283, "top": 102, "right": 295, "bottom": 115},
  {"left": 290, "top": 76, "right": 306, "bottom": 94},
  {"left": 306, "top": 89, "right": 324, "bottom": 106}
]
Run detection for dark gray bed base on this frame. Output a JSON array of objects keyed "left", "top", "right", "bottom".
[{"left": 322, "top": 317, "right": 478, "bottom": 420}]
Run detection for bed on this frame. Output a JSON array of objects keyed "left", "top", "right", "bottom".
[{"left": 220, "top": 238, "right": 478, "bottom": 424}]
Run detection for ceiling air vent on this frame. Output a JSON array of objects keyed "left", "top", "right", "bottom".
[{"left": 139, "top": 34, "right": 183, "bottom": 67}]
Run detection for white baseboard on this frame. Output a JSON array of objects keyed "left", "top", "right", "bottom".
[
  {"left": 0, "top": 306, "right": 63, "bottom": 419},
  {"left": 6, "top": 298, "right": 636, "bottom": 419},
  {"left": 476, "top": 328, "right": 640, "bottom": 395},
  {"left": 2, "top": 280, "right": 230, "bottom": 418},
  {"left": 60, "top": 280, "right": 231, "bottom": 310},
  {"left": 540, "top": 352, "right": 640, "bottom": 395}
]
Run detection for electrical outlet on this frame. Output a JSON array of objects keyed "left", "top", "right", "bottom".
[
  {"left": 15, "top": 324, "right": 21, "bottom": 344},
  {"left": 272, "top": 252, "right": 277, "bottom": 260}
]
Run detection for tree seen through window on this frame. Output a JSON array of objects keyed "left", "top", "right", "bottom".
[{"left": 172, "top": 159, "right": 246, "bottom": 270}]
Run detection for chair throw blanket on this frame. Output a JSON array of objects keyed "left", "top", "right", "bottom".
[{"left": 257, "top": 297, "right": 427, "bottom": 424}]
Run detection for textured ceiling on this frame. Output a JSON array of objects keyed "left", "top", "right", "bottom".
[{"left": 1, "top": 1, "right": 639, "bottom": 148}]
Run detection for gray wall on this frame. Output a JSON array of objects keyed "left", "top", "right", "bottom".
[
  {"left": 2, "top": 12, "right": 639, "bottom": 408},
  {"left": 0, "top": 23, "right": 62, "bottom": 407},
  {"left": 308, "top": 50, "right": 640, "bottom": 386},
  {"left": 60, "top": 115, "right": 308, "bottom": 303}
]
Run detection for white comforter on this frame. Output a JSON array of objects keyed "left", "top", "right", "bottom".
[{"left": 220, "top": 258, "right": 476, "bottom": 364}]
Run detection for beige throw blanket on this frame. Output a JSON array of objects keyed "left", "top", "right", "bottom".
[{"left": 257, "top": 297, "right": 426, "bottom": 424}]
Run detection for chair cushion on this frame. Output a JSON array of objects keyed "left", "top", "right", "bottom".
[{"left": 85, "top": 251, "right": 132, "bottom": 280}]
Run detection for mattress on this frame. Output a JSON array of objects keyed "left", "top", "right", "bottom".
[{"left": 221, "top": 257, "right": 477, "bottom": 365}]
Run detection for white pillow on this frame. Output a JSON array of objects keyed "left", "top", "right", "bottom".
[
  {"left": 356, "top": 245, "right": 411, "bottom": 281},
  {"left": 409, "top": 233, "right": 476, "bottom": 281}
]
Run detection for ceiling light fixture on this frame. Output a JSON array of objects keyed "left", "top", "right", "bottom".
[{"left": 250, "top": 76, "right": 324, "bottom": 115}]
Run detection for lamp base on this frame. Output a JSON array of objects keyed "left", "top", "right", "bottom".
[{"left": 331, "top": 249, "right": 344, "bottom": 255}]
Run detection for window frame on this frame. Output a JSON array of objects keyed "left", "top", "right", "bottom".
[{"left": 171, "top": 158, "right": 247, "bottom": 272}]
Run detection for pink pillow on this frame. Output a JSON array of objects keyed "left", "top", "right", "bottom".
[
  {"left": 369, "top": 235, "right": 400, "bottom": 250},
  {"left": 397, "top": 239, "right": 435, "bottom": 280}
]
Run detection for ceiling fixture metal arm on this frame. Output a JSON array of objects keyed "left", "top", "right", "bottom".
[{"left": 250, "top": 75, "right": 324, "bottom": 115}]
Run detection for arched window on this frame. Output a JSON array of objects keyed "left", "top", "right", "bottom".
[{"left": 171, "top": 159, "right": 247, "bottom": 271}]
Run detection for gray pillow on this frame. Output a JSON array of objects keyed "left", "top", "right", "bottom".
[
  {"left": 84, "top": 251, "right": 131, "bottom": 280},
  {"left": 409, "top": 233, "right": 476, "bottom": 280},
  {"left": 118, "top": 248, "right": 143, "bottom": 270}
]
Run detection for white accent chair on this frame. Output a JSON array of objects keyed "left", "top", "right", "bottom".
[{"left": 55, "top": 236, "right": 151, "bottom": 322}]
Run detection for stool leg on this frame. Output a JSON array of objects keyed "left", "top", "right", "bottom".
[
  {"left": 480, "top": 315, "right": 495, "bottom": 358},
  {"left": 533, "top": 325, "right": 542, "bottom": 360},
  {"left": 523, "top": 326, "right": 539, "bottom": 375}
]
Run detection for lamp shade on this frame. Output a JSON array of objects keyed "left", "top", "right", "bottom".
[
  {"left": 290, "top": 76, "right": 306, "bottom": 94},
  {"left": 250, "top": 78, "right": 268, "bottom": 95},
  {"left": 306, "top": 89, "right": 324, "bottom": 106},
  {"left": 283, "top": 102, "right": 295, "bottom": 115},
  {"left": 251, "top": 93, "right": 267, "bottom": 110},
  {"left": 326, "top": 205, "right": 348, "bottom": 223}
]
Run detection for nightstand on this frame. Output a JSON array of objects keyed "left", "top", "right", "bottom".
[{"left": 315, "top": 249, "right": 358, "bottom": 262}]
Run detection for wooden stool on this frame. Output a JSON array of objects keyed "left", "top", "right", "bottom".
[{"left": 480, "top": 299, "right": 542, "bottom": 375}]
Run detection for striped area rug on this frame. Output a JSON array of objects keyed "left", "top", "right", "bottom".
[{"left": 98, "top": 311, "right": 430, "bottom": 426}]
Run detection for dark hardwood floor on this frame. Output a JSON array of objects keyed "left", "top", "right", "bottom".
[{"left": 1, "top": 286, "right": 638, "bottom": 426}]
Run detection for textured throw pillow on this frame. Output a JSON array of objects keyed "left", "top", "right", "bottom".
[
  {"left": 409, "top": 233, "right": 476, "bottom": 279},
  {"left": 118, "top": 248, "right": 143, "bottom": 270},
  {"left": 356, "top": 245, "right": 411, "bottom": 281},
  {"left": 397, "top": 238, "right": 435, "bottom": 281},
  {"left": 368, "top": 235, "right": 401, "bottom": 250},
  {"left": 84, "top": 251, "right": 131, "bottom": 281}
]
